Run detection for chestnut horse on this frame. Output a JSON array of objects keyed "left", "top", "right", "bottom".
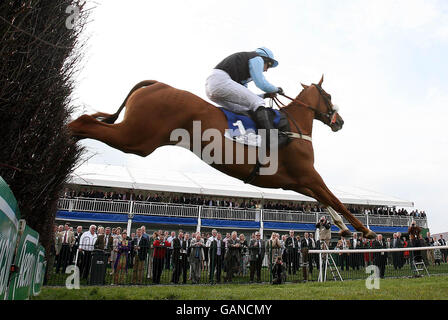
[{"left": 68, "top": 76, "right": 376, "bottom": 239}]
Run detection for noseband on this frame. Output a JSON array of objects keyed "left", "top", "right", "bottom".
[{"left": 274, "top": 84, "right": 338, "bottom": 126}]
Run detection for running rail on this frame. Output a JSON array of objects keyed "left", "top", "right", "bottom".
[{"left": 309, "top": 245, "right": 448, "bottom": 254}]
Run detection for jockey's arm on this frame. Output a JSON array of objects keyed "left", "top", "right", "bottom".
[{"left": 248, "top": 56, "right": 278, "bottom": 94}]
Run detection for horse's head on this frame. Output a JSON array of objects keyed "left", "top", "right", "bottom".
[{"left": 299, "top": 75, "right": 344, "bottom": 132}]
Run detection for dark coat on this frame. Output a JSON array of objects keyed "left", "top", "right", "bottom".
[
  {"left": 249, "top": 239, "right": 266, "bottom": 261},
  {"left": 134, "top": 236, "right": 149, "bottom": 261}
]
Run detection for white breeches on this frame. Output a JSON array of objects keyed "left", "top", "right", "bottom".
[{"left": 205, "top": 69, "right": 265, "bottom": 113}]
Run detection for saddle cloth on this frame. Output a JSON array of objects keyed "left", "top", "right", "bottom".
[{"left": 220, "top": 108, "right": 284, "bottom": 147}]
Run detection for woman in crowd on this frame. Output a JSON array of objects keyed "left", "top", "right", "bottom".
[
  {"left": 110, "top": 227, "right": 122, "bottom": 275},
  {"left": 146, "top": 231, "right": 158, "bottom": 279},
  {"left": 268, "top": 232, "right": 282, "bottom": 265},
  {"left": 403, "top": 237, "right": 410, "bottom": 264},
  {"left": 224, "top": 231, "right": 240, "bottom": 282},
  {"left": 361, "top": 238, "right": 372, "bottom": 267},
  {"left": 202, "top": 233, "right": 210, "bottom": 272},
  {"left": 238, "top": 233, "right": 249, "bottom": 276},
  {"left": 334, "top": 239, "right": 343, "bottom": 268},
  {"left": 113, "top": 230, "right": 131, "bottom": 284},
  {"left": 433, "top": 237, "right": 442, "bottom": 266}
]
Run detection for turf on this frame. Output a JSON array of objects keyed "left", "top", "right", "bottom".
[{"left": 33, "top": 275, "right": 448, "bottom": 300}]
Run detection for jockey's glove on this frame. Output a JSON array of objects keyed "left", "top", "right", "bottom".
[
  {"left": 263, "top": 92, "right": 277, "bottom": 99},
  {"left": 277, "top": 87, "right": 284, "bottom": 95}
]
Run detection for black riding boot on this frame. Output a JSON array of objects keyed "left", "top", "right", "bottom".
[{"left": 253, "top": 106, "right": 289, "bottom": 149}]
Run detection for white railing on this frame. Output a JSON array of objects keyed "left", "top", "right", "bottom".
[
  {"left": 57, "top": 197, "right": 130, "bottom": 214},
  {"left": 57, "top": 198, "right": 427, "bottom": 228},
  {"left": 367, "top": 215, "right": 412, "bottom": 227},
  {"left": 201, "top": 206, "right": 258, "bottom": 221},
  {"left": 133, "top": 201, "right": 199, "bottom": 218},
  {"left": 263, "top": 210, "right": 317, "bottom": 223}
]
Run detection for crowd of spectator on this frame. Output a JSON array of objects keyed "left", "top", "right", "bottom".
[
  {"left": 347, "top": 205, "right": 426, "bottom": 218},
  {"left": 61, "top": 188, "right": 428, "bottom": 218},
  {"left": 49, "top": 218, "right": 446, "bottom": 286}
]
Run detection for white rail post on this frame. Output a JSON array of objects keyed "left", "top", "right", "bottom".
[
  {"left": 196, "top": 205, "right": 202, "bottom": 233},
  {"left": 366, "top": 212, "right": 369, "bottom": 229},
  {"left": 127, "top": 201, "right": 134, "bottom": 235},
  {"left": 259, "top": 208, "right": 264, "bottom": 239}
]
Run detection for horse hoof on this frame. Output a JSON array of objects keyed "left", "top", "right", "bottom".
[
  {"left": 364, "top": 230, "right": 377, "bottom": 239},
  {"left": 338, "top": 229, "right": 351, "bottom": 237}
]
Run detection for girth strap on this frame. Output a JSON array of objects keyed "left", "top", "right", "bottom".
[{"left": 244, "top": 160, "right": 262, "bottom": 184}]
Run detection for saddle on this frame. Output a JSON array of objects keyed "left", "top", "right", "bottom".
[{"left": 220, "top": 108, "right": 290, "bottom": 148}]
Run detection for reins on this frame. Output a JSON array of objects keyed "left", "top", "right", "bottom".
[{"left": 271, "top": 94, "right": 312, "bottom": 143}]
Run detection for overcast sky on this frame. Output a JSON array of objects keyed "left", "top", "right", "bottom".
[{"left": 73, "top": 0, "right": 448, "bottom": 234}]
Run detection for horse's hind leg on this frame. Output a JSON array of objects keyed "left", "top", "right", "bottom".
[{"left": 67, "top": 114, "right": 153, "bottom": 156}]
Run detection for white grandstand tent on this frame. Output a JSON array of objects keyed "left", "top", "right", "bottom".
[{"left": 67, "top": 163, "right": 414, "bottom": 208}]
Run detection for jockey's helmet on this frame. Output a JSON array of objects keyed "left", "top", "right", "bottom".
[{"left": 255, "top": 47, "right": 279, "bottom": 68}]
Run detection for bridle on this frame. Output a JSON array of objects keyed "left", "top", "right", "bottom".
[{"left": 273, "top": 84, "right": 338, "bottom": 126}]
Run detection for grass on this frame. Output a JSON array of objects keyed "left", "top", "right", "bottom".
[{"left": 33, "top": 275, "right": 448, "bottom": 300}]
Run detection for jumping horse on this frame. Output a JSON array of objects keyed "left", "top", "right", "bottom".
[{"left": 68, "top": 76, "right": 377, "bottom": 239}]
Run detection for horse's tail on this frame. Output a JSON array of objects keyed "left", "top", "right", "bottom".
[{"left": 99, "top": 80, "right": 158, "bottom": 124}]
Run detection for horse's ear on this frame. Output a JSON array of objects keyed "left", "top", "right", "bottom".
[
  {"left": 301, "top": 83, "right": 309, "bottom": 89},
  {"left": 318, "top": 74, "right": 324, "bottom": 86}
]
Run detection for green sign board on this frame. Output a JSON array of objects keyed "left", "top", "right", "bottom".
[
  {"left": 32, "top": 245, "right": 46, "bottom": 296},
  {"left": 8, "top": 224, "right": 39, "bottom": 300},
  {"left": 0, "top": 176, "right": 20, "bottom": 300}
]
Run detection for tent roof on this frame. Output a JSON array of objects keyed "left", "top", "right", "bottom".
[{"left": 68, "top": 163, "right": 414, "bottom": 207}]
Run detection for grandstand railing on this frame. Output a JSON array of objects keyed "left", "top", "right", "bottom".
[
  {"left": 263, "top": 210, "right": 317, "bottom": 223},
  {"left": 133, "top": 201, "right": 199, "bottom": 218},
  {"left": 57, "top": 197, "right": 427, "bottom": 228},
  {"left": 201, "top": 206, "right": 259, "bottom": 221}
]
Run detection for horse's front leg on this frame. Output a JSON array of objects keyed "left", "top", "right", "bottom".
[
  {"left": 293, "top": 186, "right": 351, "bottom": 238},
  {"left": 294, "top": 171, "right": 377, "bottom": 239}
]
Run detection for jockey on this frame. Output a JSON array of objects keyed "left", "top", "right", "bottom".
[{"left": 206, "top": 47, "right": 288, "bottom": 147}]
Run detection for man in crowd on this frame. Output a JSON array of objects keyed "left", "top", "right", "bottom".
[
  {"left": 78, "top": 225, "right": 98, "bottom": 280},
  {"left": 103, "top": 227, "right": 113, "bottom": 266},
  {"left": 141, "top": 225, "right": 150, "bottom": 241},
  {"left": 54, "top": 225, "right": 63, "bottom": 271},
  {"left": 350, "top": 233, "right": 361, "bottom": 270},
  {"left": 190, "top": 233, "right": 204, "bottom": 284},
  {"left": 153, "top": 234, "right": 170, "bottom": 284},
  {"left": 340, "top": 237, "right": 349, "bottom": 271},
  {"left": 300, "top": 232, "right": 311, "bottom": 281},
  {"left": 249, "top": 232, "right": 265, "bottom": 283},
  {"left": 373, "top": 234, "right": 387, "bottom": 279},
  {"left": 71, "top": 226, "right": 83, "bottom": 267},
  {"left": 206, "top": 229, "right": 219, "bottom": 283},
  {"left": 408, "top": 220, "right": 422, "bottom": 265},
  {"left": 309, "top": 233, "right": 319, "bottom": 270},
  {"left": 180, "top": 232, "right": 190, "bottom": 284},
  {"left": 132, "top": 228, "right": 149, "bottom": 284},
  {"left": 285, "top": 230, "right": 298, "bottom": 275},
  {"left": 391, "top": 232, "right": 404, "bottom": 270},
  {"left": 171, "top": 231, "right": 185, "bottom": 284},
  {"left": 56, "top": 223, "right": 74, "bottom": 273},
  {"left": 166, "top": 231, "right": 176, "bottom": 270},
  {"left": 209, "top": 232, "right": 224, "bottom": 283},
  {"left": 439, "top": 235, "right": 447, "bottom": 262},
  {"left": 94, "top": 226, "right": 106, "bottom": 250},
  {"left": 224, "top": 231, "right": 241, "bottom": 283},
  {"left": 316, "top": 216, "right": 331, "bottom": 274}
]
